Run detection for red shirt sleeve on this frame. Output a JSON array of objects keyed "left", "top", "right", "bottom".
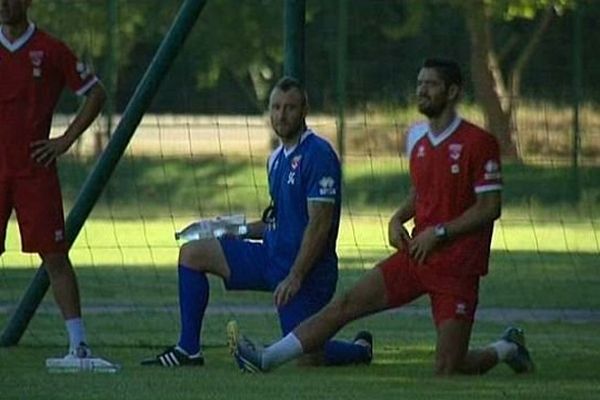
[
  {"left": 54, "top": 39, "right": 98, "bottom": 96},
  {"left": 472, "top": 132, "right": 503, "bottom": 194}
]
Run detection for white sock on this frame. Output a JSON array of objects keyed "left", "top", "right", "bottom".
[
  {"left": 262, "top": 332, "right": 304, "bottom": 370},
  {"left": 65, "top": 318, "right": 87, "bottom": 350},
  {"left": 490, "top": 340, "right": 518, "bottom": 361}
]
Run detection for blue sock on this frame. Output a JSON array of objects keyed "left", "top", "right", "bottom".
[
  {"left": 177, "top": 265, "right": 209, "bottom": 355},
  {"left": 323, "top": 339, "right": 370, "bottom": 366}
]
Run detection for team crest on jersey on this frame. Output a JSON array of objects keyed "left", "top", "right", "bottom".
[
  {"left": 448, "top": 143, "right": 463, "bottom": 160},
  {"left": 29, "top": 51, "right": 44, "bottom": 66},
  {"left": 484, "top": 159, "right": 501, "bottom": 180},
  {"left": 416, "top": 145, "right": 425, "bottom": 158},
  {"left": 29, "top": 50, "right": 44, "bottom": 78},
  {"left": 291, "top": 155, "right": 302, "bottom": 170},
  {"left": 319, "top": 176, "right": 336, "bottom": 196}
]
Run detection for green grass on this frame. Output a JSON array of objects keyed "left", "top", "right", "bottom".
[
  {"left": 1, "top": 314, "right": 599, "bottom": 400},
  {"left": 1, "top": 156, "right": 599, "bottom": 399}
]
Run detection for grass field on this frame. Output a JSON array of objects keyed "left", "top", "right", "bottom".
[
  {"left": 1, "top": 156, "right": 599, "bottom": 399},
  {"left": 1, "top": 315, "right": 600, "bottom": 400}
]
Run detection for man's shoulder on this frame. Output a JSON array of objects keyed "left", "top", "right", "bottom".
[
  {"left": 30, "top": 28, "right": 70, "bottom": 53},
  {"left": 303, "top": 130, "right": 339, "bottom": 160},
  {"left": 459, "top": 119, "right": 496, "bottom": 141},
  {"left": 31, "top": 28, "right": 59, "bottom": 45},
  {"left": 456, "top": 121, "right": 500, "bottom": 154}
]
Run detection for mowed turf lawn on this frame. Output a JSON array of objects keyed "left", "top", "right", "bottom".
[
  {"left": 1, "top": 314, "right": 599, "bottom": 400},
  {"left": 1, "top": 156, "right": 599, "bottom": 399}
]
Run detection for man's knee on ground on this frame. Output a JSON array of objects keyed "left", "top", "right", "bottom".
[
  {"left": 435, "top": 358, "right": 460, "bottom": 376},
  {"left": 434, "top": 351, "right": 466, "bottom": 376}
]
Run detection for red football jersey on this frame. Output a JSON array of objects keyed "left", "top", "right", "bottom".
[
  {"left": 0, "top": 23, "right": 98, "bottom": 178},
  {"left": 407, "top": 117, "right": 502, "bottom": 276}
]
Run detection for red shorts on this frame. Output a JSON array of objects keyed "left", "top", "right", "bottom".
[
  {"left": 0, "top": 173, "right": 67, "bottom": 254},
  {"left": 380, "top": 251, "right": 480, "bottom": 326}
]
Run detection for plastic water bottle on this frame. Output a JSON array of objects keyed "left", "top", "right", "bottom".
[
  {"left": 174, "top": 220, "right": 213, "bottom": 241},
  {"left": 45, "top": 357, "right": 121, "bottom": 373},
  {"left": 175, "top": 214, "right": 248, "bottom": 242}
]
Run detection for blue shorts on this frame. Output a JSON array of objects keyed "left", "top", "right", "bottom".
[{"left": 219, "top": 237, "right": 336, "bottom": 335}]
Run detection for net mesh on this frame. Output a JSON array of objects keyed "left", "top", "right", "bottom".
[{"left": 1, "top": 0, "right": 599, "bottom": 350}]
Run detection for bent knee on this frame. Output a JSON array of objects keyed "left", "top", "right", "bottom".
[
  {"left": 178, "top": 239, "right": 227, "bottom": 275},
  {"left": 179, "top": 241, "right": 201, "bottom": 266}
]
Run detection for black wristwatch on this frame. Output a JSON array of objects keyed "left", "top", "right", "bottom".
[{"left": 434, "top": 224, "right": 449, "bottom": 241}]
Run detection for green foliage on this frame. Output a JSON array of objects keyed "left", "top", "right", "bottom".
[
  {"left": 27, "top": 0, "right": 600, "bottom": 112},
  {"left": 484, "top": 0, "right": 574, "bottom": 20}
]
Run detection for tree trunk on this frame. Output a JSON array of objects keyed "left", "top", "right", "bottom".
[
  {"left": 463, "top": 0, "right": 518, "bottom": 158},
  {"left": 508, "top": 5, "right": 555, "bottom": 155}
]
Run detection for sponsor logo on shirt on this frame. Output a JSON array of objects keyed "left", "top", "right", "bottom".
[
  {"left": 319, "top": 176, "right": 336, "bottom": 196},
  {"left": 484, "top": 159, "right": 501, "bottom": 180}
]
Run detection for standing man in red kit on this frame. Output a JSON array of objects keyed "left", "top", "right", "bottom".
[{"left": 0, "top": 0, "right": 107, "bottom": 362}]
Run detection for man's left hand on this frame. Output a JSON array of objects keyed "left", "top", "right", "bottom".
[
  {"left": 273, "top": 272, "right": 302, "bottom": 307},
  {"left": 30, "top": 135, "right": 73, "bottom": 166},
  {"left": 408, "top": 226, "right": 440, "bottom": 264}
]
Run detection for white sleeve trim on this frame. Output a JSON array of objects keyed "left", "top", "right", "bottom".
[
  {"left": 76, "top": 76, "right": 99, "bottom": 96},
  {"left": 475, "top": 184, "right": 503, "bottom": 193},
  {"left": 307, "top": 197, "right": 336, "bottom": 203}
]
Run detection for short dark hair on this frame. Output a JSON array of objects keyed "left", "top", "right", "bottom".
[
  {"left": 271, "top": 76, "right": 308, "bottom": 106},
  {"left": 422, "top": 58, "right": 463, "bottom": 88}
]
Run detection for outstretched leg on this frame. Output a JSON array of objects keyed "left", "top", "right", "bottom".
[
  {"left": 234, "top": 265, "right": 389, "bottom": 372},
  {"left": 294, "top": 266, "right": 387, "bottom": 353}
]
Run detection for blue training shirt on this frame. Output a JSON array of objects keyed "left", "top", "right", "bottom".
[{"left": 263, "top": 129, "right": 341, "bottom": 286}]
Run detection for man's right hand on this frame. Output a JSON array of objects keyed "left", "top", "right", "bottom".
[{"left": 388, "top": 217, "right": 411, "bottom": 250}]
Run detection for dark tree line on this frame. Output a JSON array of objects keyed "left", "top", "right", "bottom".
[{"left": 33, "top": 0, "right": 596, "bottom": 155}]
